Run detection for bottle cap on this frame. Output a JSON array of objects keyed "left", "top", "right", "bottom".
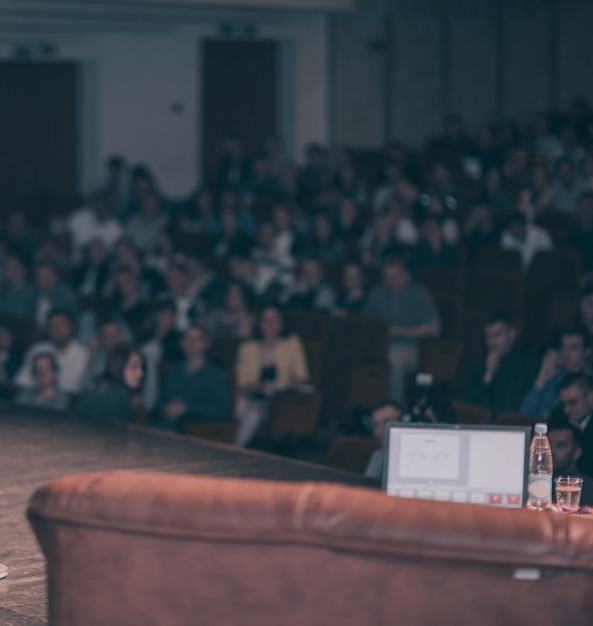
[{"left": 534, "top": 423, "right": 548, "bottom": 435}]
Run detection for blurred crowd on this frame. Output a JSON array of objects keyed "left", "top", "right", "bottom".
[{"left": 1, "top": 97, "right": 593, "bottom": 467}]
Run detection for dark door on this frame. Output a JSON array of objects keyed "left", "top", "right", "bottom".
[
  {"left": 202, "top": 40, "right": 277, "bottom": 183},
  {"left": 0, "top": 62, "right": 79, "bottom": 210}
]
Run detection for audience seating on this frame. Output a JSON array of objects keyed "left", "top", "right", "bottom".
[
  {"left": 264, "top": 390, "right": 323, "bottom": 439},
  {"left": 535, "top": 211, "right": 574, "bottom": 248},
  {"left": 416, "top": 266, "right": 465, "bottom": 298},
  {"left": 524, "top": 250, "right": 581, "bottom": 347},
  {"left": 495, "top": 411, "right": 540, "bottom": 429},
  {"left": 131, "top": 396, "right": 148, "bottom": 425},
  {"left": 344, "top": 363, "right": 390, "bottom": 424},
  {"left": 332, "top": 315, "right": 389, "bottom": 363},
  {"left": 0, "top": 314, "right": 39, "bottom": 349},
  {"left": 302, "top": 339, "right": 325, "bottom": 388},
  {"left": 458, "top": 309, "right": 486, "bottom": 380},
  {"left": 467, "top": 270, "right": 523, "bottom": 319},
  {"left": 452, "top": 401, "right": 491, "bottom": 425},
  {"left": 177, "top": 231, "right": 212, "bottom": 255},
  {"left": 343, "top": 237, "right": 362, "bottom": 262},
  {"left": 419, "top": 339, "right": 463, "bottom": 384},
  {"left": 325, "top": 435, "right": 379, "bottom": 473},
  {"left": 433, "top": 293, "right": 463, "bottom": 339},
  {"left": 322, "top": 316, "right": 389, "bottom": 426},
  {"left": 207, "top": 256, "right": 230, "bottom": 282},
  {"left": 29, "top": 471, "right": 593, "bottom": 626},
  {"left": 323, "top": 262, "right": 344, "bottom": 293},
  {"left": 179, "top": 418, "right": 238, "bottom": 444},
  {"left": 285, "top": 310, "right": 330, "bottom": 346},
  {"left": 527, "top": 249, "right": 581, "bottom": 296},
  {"left": 546, "top": 290, "right": 580, "bottom": 333},
  {"left": 474, "top": 247, "right": 522, "bottom": 273},
  {"left": 208, "top": 336, "right": 241, "bottom": 370}
]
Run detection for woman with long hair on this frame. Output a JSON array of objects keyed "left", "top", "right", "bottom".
[{"left": 76, "top": 344, "right": 145, "bottom": 422}]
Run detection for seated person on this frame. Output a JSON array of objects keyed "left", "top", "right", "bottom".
[
  {"left": 207, "top": 281, "right": 254, "bottom": 339},
  {"left": 521, "top": 327, "right": 592, "bottom": 417},
  {"left": 15, "top": 309, "right": 89, "bottom": 393},
  {"left": 234, "top": 306, "right": 309, "bottom": 447},
  {"left": 16, "top": 352, "right": 68, "bottom": 412},
  {"left": 462, "top": 311, "right": 538, "bottom": 420},
  {"left": 141, "top": 299, "right": 184, "bottom": 411},
  {"left": 0, "top": 322, "right": 24, "bottom": 399},
  {"left": 335, "top": 197, "right": 364, "bottom": 240},
  {"left": 548, "top": 411, "right": 593, "bottom": 506},
  {"left": 33, "top": 261, "right": 78, "bottom": 330},
  {"left": 158, "top": 323, "right": 230, "bottom": 429},
  {"left": 211, "top": 208, "right": 252, "bottom": 258},
  {"left": 285, "top": 258, "right": 335, "bottom": 311},
  {"left": 299, "top": 213, "right": 346, "bottom": 264},
  {"left": 76, "top": 344, "right": 145, "bottom": 422},
  {"left": 0, "top": 252, "right": 36, "bottom": 316},
  {"left": 408, "top": 216, "right": 459, "bottom": 275},
  {"left": 185, "top": 254, "right": 222, "bottom": 310},
  {"left": 334, "top": 262, "right": 367, "bottom": 315},
  {"left": 567, "top": 191, "right": 593, "bottom": 278},
  {"left": 500, "top": 211, "right": 553, "bottom": 272},
  {"left": 365, "top": 255, "right": 440, "bottom": 402},
  {"left": 558, "top": 373, "right": 593, "bottom": 476},
  {"left": 462, "top": 204, "right": 499, "bottom": 261},
  {"left": 251, "top": 221, "right": 295, "bottom": 300},
  {"left": 71, "top": 238, "right": 109, "bottom": 297},
  {"left": 364, "top": 401, "right": 404, "bottom": 480},
  {"left": 163, "top": 260, "right": 204, "bottom": 332},
  {"left": 81, "top": 317, "right": 131, "bottom": 390},
  {"left": 110, "top": 265, "right": 150, "bottom": 342}
]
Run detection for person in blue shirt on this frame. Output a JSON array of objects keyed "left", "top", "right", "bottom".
[
  {"left": 158, "top": 322, "right": 230, "bottom": 429},
  {"left": 521, "top": 327, "right": 592, "bottom": 417}
]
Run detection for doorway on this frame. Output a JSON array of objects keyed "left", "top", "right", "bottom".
[
  {"left": 201, "top": 40, "right": 278, "bottom": 184},
  {"left": 0, "top": 62, "right": 79, "bottom": 210}
]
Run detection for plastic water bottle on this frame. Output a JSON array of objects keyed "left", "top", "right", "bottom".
[{"left": 526, "top": 423, "right": 554, "bottom": 510}]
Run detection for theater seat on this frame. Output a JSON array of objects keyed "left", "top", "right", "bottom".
[
  {"left": 180, "top": 419, "right": 238, "bottom": 444},
  {"left": 345, "top": 363, "right": 390, "bottom": 424},
  {"left": 452, "top": 401, "right": 491, "bottom": 425},
  {"left": 29, "top": 471, "right": 593, "bottom": 626},
  {"left": 325, "top": 435, "right": 379, "bottom": 473},
  {"left": 419, "top": 340, "right": 463, "bottom": 384},
  {"left": 0, "top": 314, "right": 39, "bottom": 349},
  {"left": 265, "top": 390, "right": 323, "bottom": 439},
  {"left": 495, "top": 411, "right": 540, "bottom": 429},
  {"left": 474, "top": 246, "right": 522, "bottom": 273}
]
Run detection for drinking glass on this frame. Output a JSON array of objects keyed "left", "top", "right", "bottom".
[{"left": 554, "top": 476, "right": 583, "bottom": 512}]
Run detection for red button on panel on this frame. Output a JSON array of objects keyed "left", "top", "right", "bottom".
[
  {"left": 507, "top": 494, "right": 521, "bottom": 505},
  {"left": 489, "top": 493, "right": 502, "bottom": 505}
]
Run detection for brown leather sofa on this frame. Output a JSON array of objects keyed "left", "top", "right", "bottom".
[{"left": 28, "top": 471, "right": 593, "bottom": 626}]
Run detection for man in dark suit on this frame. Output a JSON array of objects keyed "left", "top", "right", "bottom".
[
  {"left": 462, "top": 311, "right": 539, "bottom": 420},
  {"left": 548, "top": 411, "right": 593, "bottom": 506},
  {"left": 558, "top": 373, "right": 593, "bottom": 476}
]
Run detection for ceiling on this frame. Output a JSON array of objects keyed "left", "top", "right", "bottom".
[{"left": 0, "top": 0, "right": 355, "bottom": 36}]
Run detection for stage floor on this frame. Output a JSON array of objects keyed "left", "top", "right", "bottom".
[{"left": 0, "top": 406, "right": 374, "bottom": 626}]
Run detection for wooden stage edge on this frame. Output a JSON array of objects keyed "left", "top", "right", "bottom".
[{"left": 0, "top": 405, "right": 375, "bottom": 626}]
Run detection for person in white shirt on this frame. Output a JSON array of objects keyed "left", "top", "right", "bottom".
[
  {"left": 501, "top": 211, "right": 553, "bottom": 272},
  {"left": 164, "top": 261, "right": 201, "bottom": 332},
  {"left": 126, "top": 190, "right": 169, "bottom": 252},
  {"left": 15, "top": 309, "right": 89, "bottom": 393},
  {"left": 68, "top": 190, "right": 123, "bottom": 253}
]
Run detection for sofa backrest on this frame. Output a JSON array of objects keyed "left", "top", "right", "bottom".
[{"left": 28, "top": 470, "right": 593, "bottom": 626}]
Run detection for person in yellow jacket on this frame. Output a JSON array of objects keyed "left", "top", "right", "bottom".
[{"left": 234, "top": 306, "right": 309, "bottom": 446}]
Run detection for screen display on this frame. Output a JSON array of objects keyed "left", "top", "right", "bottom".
[{"left": 384, "top": 424, "right": 529, "bottom": 508}]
